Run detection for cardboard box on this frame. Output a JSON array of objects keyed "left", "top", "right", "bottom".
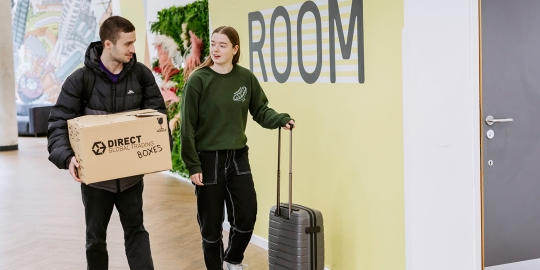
[{"left": 68, "top": 109, "right": 172, "bottom": 184}]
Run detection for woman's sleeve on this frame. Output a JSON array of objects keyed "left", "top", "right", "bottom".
[
  {"left": 249, "top": 74, "right": 292, "bottom": 129},
  {"left": 180, "top": 80, "right": 202, "bottom": 176}
]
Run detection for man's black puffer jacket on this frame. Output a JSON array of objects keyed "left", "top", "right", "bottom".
[{"left": 47, "top": 41, "right": 167, "bottom": 192}]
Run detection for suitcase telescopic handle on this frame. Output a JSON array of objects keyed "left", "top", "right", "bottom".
[{"left": 276, "top": 124, "right": 294, "bottom": 219}]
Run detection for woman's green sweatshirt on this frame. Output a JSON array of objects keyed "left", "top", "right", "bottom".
[{"left": 180, "top": 65, "right": 291, "bottom": 176}]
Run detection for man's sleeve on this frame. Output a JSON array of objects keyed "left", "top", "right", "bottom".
[
  {"left": 138, "top": 63, "right": 172, "bottom": 148},
  {"left": 139, "top": 63, "right": 166, "bottom": 114},
  {"left": 47, "top": 68, "right": 84, "bottom": 169}
]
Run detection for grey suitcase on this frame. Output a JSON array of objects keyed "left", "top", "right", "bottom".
[{"left": 268, "top": 126, "right": 324, "bottom": 270}]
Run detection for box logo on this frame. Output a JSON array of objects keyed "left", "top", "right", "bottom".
[
  {"left": 157, "top": 117, "right": 167, "bottom": 132},
  {"left": 92, "top": 141, "right": 107, "bottom": 155}
]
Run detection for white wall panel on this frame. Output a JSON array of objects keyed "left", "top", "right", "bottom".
[{"left": 403, "top": 0, "right": 481, "bottom": 269}]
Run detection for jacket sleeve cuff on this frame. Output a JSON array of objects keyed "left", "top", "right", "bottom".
[
  {"left": 65, "top": 155, "right": 73, "bottom": 170},
  {"left": 188, "top": 166, "right": 203, "bottom": 176},
  {"left": 48, "top": 146, "right": 75, "bottom": 170},
  {"left": 280, "top": 116, "right": 293, "bottom": 127}
]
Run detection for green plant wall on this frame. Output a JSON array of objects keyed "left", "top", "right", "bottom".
[
  {"left": 150, "top": 0, "right": 209, "bottom": 177},
  {"left": 150, "top": 0, "right": 209, "bottom": 57}
]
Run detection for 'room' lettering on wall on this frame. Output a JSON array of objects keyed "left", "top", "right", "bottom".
[{"left": 248, "top": 0, "right": 364, "bottom": 84}]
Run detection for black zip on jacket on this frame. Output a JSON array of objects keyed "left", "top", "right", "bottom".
[{"left": 47, "top": 41, "right": 169, "bottom": 192}]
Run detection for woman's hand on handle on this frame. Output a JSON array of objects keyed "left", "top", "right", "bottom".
[
  {"left": 283, "top": 120, "right": 295, "bottom": 130},
  {"left": 190, "top": 173, "right": 204, "bottom": 186}
]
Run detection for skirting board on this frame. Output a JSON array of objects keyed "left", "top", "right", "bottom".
[
  {"left": 0, "top": 144, "right": 18, "bottom": 151},
  {"left": 161, "top": 171, "right": 331, "bottom": 270}
]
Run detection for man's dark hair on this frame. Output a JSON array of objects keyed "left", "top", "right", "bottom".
[{"left": 99, "top": 16, "right": 135, "bottom": 45}]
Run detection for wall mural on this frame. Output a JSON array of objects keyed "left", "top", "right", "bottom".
[{"left": 11, "top": 0, "right": 112, "bottom": 104}]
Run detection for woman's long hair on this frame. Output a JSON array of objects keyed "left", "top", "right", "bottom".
[{"left": 190, "top": 26, "right": 241, "bottom": 75}]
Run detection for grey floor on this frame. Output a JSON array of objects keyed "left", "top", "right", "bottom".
[{"left": 486, "top": 259, "right": 540, "bottom": 270}]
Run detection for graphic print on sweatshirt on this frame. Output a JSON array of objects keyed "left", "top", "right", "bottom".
[{"left": 233, "top": 86, "right": 247, "bottom": 102}]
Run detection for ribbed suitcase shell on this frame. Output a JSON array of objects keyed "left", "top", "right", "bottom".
[{"left": 268, "top": 204, "right": 324, "bottom": 270}]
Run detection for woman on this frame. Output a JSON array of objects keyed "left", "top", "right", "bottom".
[{"left": 180, "top": 26, "right": 294, "bottom": 270}]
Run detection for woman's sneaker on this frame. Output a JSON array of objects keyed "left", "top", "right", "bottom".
[{"left": 225, "top": 262, "right": 247, "bottom": 270}]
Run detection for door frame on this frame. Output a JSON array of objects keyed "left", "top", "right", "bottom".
[{"left": 478, "top": 0, "right": 485, "bottom": 268}]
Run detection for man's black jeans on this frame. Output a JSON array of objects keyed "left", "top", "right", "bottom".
[
  {"left": 196, "top": 146, "right": 258, "bottom": 270},
  {"left": 81, "top": 180, "right": 154, "bottom": 270}
]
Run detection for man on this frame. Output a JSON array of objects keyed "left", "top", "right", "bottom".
[{"left": 47, "top": 16, "right": 166, "bottom": 269}]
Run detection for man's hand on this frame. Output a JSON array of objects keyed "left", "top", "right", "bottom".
[
  {"left": 190, "top": 173, "right": 204, "bottom": 186},
  {"left": 68, "top": 156, "right": 83, "bottom": 183},
  {"left": 283, "top": 120, "right": 295, "bottom": 130}
]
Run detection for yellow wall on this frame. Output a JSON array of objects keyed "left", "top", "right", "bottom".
[
  {"left": 210, "top": 0, "right": 404, "bottom": 269},
  {"left": 118, "top": 0, "right": 148, "bottom": 65}
]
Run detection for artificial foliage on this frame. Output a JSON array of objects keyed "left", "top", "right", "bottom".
[
  {"left": 150, "top": 0, "right": 209, "bottom": 57},
  {"left": 150, "top": 0, "right": 209, "bottom": 177}
]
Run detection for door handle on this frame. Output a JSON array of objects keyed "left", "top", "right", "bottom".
[{"left": 486, "top": 115, "right": 513, "bottom": 126}]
